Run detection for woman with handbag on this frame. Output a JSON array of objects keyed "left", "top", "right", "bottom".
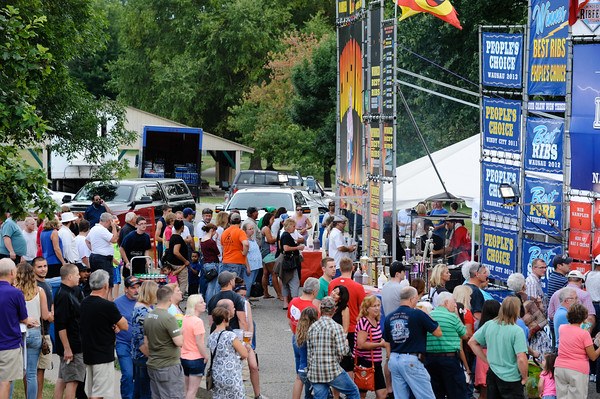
[
  {"left": 207, "top": 306, "right": 248, "bottom": 399},
  {"left": 354, "top": 295, "right": 388, "bottom": 399},
  {"left": 200, "top": 223, "right": 220, "bottom": 304},
  {"left": 15, "top": 263, "right": 51, "bottom": 399},
  {"left": 279, "top": 218, "right": 305, "bottom": 310}
]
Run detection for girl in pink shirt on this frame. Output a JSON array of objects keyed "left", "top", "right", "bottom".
[{"left": 538, "top": 353, "right": 557, "bottom": 399}]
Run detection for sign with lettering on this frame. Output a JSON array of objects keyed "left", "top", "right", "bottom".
[
  {"left": 528, "top": 0, "right": 569, "bottom": 96},
  {"left": 570, "top": 43, "right": 600, "bottom": 192},
  {"left": 593, "top": 231, "right": 600, "bottom": 257},
  {"left": 570, "top": 201, "right": 592, "bottom": 231},
  {"left": 481, "top": 32, "right": 523, "bottom": 88},
  {"left": 524, "top": 117, "right": 563, "bottom": 174},
  {"left": 568, "top": 230, "right": 591, "bottom": 260},
  {"left": 572, "top": 0, "right": 600, "bottom": 35},
  {"left": 522, "top": 176, "right": 563, "bottom": 236},
  {"left": 482, "top": 98, "right": 522, "bottom": 153},
  {"left": 522, "top": 238, "right": 562, "bottom": 292},
  {"left": 481, "top": 224, "right": 518, "bottom": 281},
  {"left": 481, "top": 161, "right": 520, "bottom": 218}
]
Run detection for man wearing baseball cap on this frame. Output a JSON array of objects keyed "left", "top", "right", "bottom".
[
  {"left": 114, "top": 276, "right": 141, "bottom": 399},
  {"left": 307, "top": 296, "right": 360, "bottom": 399},
  {"left": 242, "top": 206, "right": 262, "bottom": 243},
  {"left": 207, "top": 271, "right": 247, "bottom": 332},
  {"left": 548, "top": 269, "right": 596, "bottom": 334},
  {"left": 194, "top": 207, "right": 213, "bottom": 241},
  {"left": 548, "top": 254, "right": 572, "bottom": 300}
]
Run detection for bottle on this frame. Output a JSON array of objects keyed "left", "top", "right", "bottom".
[
  {"left": 362, "top": 268, "right": 370, "bottom": 286},
  {"left": 307, "top": 235, "right": 314, "bottom": 250},
  {"left": 354, "top": 267, "right": 363, "bottom": 284},
  {"left": 377, "top": 267, "right": 388, "bottom": 289},
  {"left": 313, "top": 236, "right": 320, "bottom": 250}
]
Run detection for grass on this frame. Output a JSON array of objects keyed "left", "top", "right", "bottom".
[
  {"left": 12, "top": 379, "right": 55, "bottom": 398},
  {"left": 199, "top": 196, "right": 225, "bottom": 204}
]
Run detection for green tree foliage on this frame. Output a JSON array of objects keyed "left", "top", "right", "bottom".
[
  {"left": 0, "top": 3, "right": 135, "bottom": 216},
  {"left": 112, "top": 0, "right": 292, "bottom": 138},
  {"left": 290, "top": 34, "right": 337, "bottom": 187},
  {"left": 393, "top": 0, "right": 526, "bottom": 164}
]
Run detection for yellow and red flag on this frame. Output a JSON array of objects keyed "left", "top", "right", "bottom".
[{"left": 395, "top": 0, "right": 462, "bottom": 30}]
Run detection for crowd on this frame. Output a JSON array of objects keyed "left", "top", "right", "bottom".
[{"left": 2, "top": 197, "right": 600, "bottom": 399}]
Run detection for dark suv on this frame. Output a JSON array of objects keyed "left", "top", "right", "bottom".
[
  {"left": 65, "top": 178, "right": 196, "bottom": 221},
  {"left": 224, "top": 170, "right": 287, "bottom": 202}
]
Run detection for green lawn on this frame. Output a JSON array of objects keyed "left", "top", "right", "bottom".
[{"left": 12, "top": 379, "right": 55, "bottom": 398}]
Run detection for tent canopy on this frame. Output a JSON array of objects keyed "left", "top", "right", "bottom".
[{"left": 382, "top": 134, "right": 480, "bottom": 210}]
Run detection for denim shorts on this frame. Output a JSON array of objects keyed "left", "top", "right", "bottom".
[{"left": 180, "top": 358, "right": 206, "bottom": 376}]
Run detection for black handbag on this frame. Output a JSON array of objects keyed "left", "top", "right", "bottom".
[
  {"left": 205, "top": 267, "right": 218, "bottom": 282},
  {"left": 282, "top": 252, "right": 299, "bottom": 271}
]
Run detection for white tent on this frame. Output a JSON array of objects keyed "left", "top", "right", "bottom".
[{"left": 382, "top": 134, "right": 481, "bottom": 210}]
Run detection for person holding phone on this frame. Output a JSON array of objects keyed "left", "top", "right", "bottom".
[{"left": 84, "top": 194, "right": 112, "bottom": 227}]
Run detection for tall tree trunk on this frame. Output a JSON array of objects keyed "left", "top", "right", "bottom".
[
  {"left": 322, "top": 162, "right": 332, "bottom": 188},
  {"left": 249, "top": 155, "right": 262, "bottom": 170}
]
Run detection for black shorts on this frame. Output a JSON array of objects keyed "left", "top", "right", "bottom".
[
  {"left": 356, "top": 358, "right": 386, "bottom": 392},
  {"left": 340, "top": 332, "right": 355, "bottom": 372}
]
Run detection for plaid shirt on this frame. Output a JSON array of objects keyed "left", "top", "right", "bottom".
[
  {"left": 307, "top": 315, "right": 349, "bottom": 383},
  {"left": 526, "top": 273, "right": 547, "bottom": 312}
]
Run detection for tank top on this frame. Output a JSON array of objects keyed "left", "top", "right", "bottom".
[
  {"left": 41, "top": 230, "right": 63, "bottom": 265},
  {"left": 26, "top": 291, "right": 41, "bottom": 323}
]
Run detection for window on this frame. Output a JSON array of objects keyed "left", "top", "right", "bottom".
[
  {"left": 294, "top": 192, "right": 307, "bottom": 206},
  {"left": 146, "top": 185, "right": 162, "bottom": 201},
  {"left": 163, "top": 182, "right": 190, "bottom": 198},
  {"left": 227, "top": 192, "right": 294, "bottom": 211},
  {"left": 134, "top": 187, "right": 147, "bottom": 201}
]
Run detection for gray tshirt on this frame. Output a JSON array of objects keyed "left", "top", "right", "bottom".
[{"left": 381, "top": 279, "right": 409, "bottom": 316}]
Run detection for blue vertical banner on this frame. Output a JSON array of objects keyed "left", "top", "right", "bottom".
[
  {"left": 522, "top": 176, "right": 563, "bottom": 235},
  {"left": 570, "top": 43, "right": 600, "bottom": 192},
  {"left": 481, "top": 161, "right": 520, "bottom": 218},
  {"left": 482, "top": 98, "right": 522, "bottom": 153},
  {"left": 528, "top": 0, "right": 569, "bottom": 96},
  {"left": 481, "top": 33, "right": 524, "bottom": 88},
  {"left": 524, "top": 117, "right": 564, "bottom": 174},
  {"left": 481, "top": 224, "right": 518, "bottom": 281},
  {"left": 522, "top": 238, "right": 563, "bottom": 292}
]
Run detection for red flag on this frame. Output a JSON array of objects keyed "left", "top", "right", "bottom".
[
  {"left": 569, "top": 0, "right": 590, "bottom": 25},
  {"left": 396, "top": 0, "right": 462, "bottom": 30}
]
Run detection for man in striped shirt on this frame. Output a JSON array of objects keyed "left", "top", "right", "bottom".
[
  {"left": 547, "top": 254, "right": 572, "bottom": 300},
  {"left": 425, "top": 291, "right": 469, "bottom": 399}
]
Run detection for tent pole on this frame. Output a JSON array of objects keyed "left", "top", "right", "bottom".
[{"left": 398, "top": 88, "right": 451, "bottom": 197}]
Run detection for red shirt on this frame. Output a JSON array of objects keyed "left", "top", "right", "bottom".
[
  {"left": 287, "top": 297, "right": 317, "bottom": 334},
  {"left": 450, "top": 225, "right": 471, "bottom": 264},
  {"left": 329, "top": 276, "right": 366, "bottom": 333}
]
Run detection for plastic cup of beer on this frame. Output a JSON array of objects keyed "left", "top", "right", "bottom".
[{"left": 243, "top": 331, "right": 252, "bottom": 344}]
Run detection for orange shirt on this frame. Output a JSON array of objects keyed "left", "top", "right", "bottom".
[{"left": 221, "top": 225, "right": 247, "bottom": 265}]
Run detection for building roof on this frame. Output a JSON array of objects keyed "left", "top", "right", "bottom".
[{"left": 124, "top": 106, "right": 254, "bottom": 153}]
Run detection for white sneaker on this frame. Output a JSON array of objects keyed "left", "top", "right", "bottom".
[{"left": 590, "top": 374, "right": 596, "bottom": 382}]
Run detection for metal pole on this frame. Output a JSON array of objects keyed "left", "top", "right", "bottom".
[
  {"left": 520, "top": 8, "right": 531, "bottom": 274},
  {"left": 397, "top": 88, "right": 451, "bottom": 198},
  {"left": 564, "top": 34, "right": 574, "bottom": 252},
  {"left": 475, "top": 25, "right": 483, "bottom": 263},
  {"left": 391, "top": 12, "right": 398, "bottom": 261},
  {"left": 335, "top": 0, "right": 342, "bottom": 211}
]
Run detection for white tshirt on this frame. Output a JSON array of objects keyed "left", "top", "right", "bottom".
[
  {"left": 86, "top": 225, "right": 114, "bottom": 256},
  {"left": 22, "top": 230, "right": 38, "bottom": 261},
  {"left": 170, "top": 225, "right": 190, "bottom": 239},
  {"left": 58, "top": 226, "right": 77, "bottom": 262},
  {"left": 328, "top": 228, "right": 346, "bottom": 269},
  {"left": 194, "top": 221, "right": 207, "bottom": 241},
  {"left": 74, "top": 235, "right": 91, "bottom": 263}
]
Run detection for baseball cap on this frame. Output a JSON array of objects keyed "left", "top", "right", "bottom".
[
  {"left": 218, "top": 271, "right": 237, "bottom": 287},
  {"left": 552, "top": 254, "right": 573, "bottom": 268},
  {"left": 230, "top": 213, "right": 241, "bottom": 223},
  {"left": 124, "top": 276, "right": 142, "bottom": 288},
  {"left": 333, "top": 215, "right": 346, "bottom": 223},
  {"left": 280, "top": 213, "right": 289, "bottom": 221},
  {"left": 594, "top": 254, "right": 600, "bottom": 266},
  {"left": 202, "top": 208, "right": 213, "bottom": 215},
  {"left": 183, "top": 207, "right": 196, "bottom": 217},
  {"left": 567, "top": 270, "right": 585, "bottom": 280},
  {"left": 320, "top": 296, "right": 336, "bottom": 311}
]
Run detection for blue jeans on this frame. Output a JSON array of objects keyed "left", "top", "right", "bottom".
[
  {"left": 204, "top": 263, "right": 220, "bottom": 304},
  {"left": 388, "top": 353, "right": 435, "bottom": 399},
  {"left": 312, "top": 371, "right": 359, "bottom": 399},
  {"left": 220, "top": 262, "right": 244, "bottom": 277},
  {"left": 26, "top": 328, "right": 42, "bottom": 399},
  {"left": 133, "top": 357, "right": 152, "bottom": 399},
  {"left": 116, "top": 341, "right": 134, "bottom": 399},
  {"left": 243, "top": 269, "right": 260, "bottom": 294}
]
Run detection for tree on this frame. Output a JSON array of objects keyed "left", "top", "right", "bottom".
[
  {"left": 0, "top": 3, "right": 135, "bottom": 217},
  {"left": 290, "top": 34, "right": 337, "bottom": 187}
]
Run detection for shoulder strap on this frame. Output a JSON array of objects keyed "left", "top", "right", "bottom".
[{"left": 210, "top": 330, "right": 225, "bottom": 366}]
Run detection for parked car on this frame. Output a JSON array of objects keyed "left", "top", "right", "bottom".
[
  {"left": 46, "top": 188, "right": 76, "bottom": 207},
  {"left": 224, "top": 170, "right": 288, "bottom": 203},
  {"left": 65, "top": 178, "right": 196, "bottom": 222},
  {"left": 218, "top": 187, "right": 320, "bottom": 238}
]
